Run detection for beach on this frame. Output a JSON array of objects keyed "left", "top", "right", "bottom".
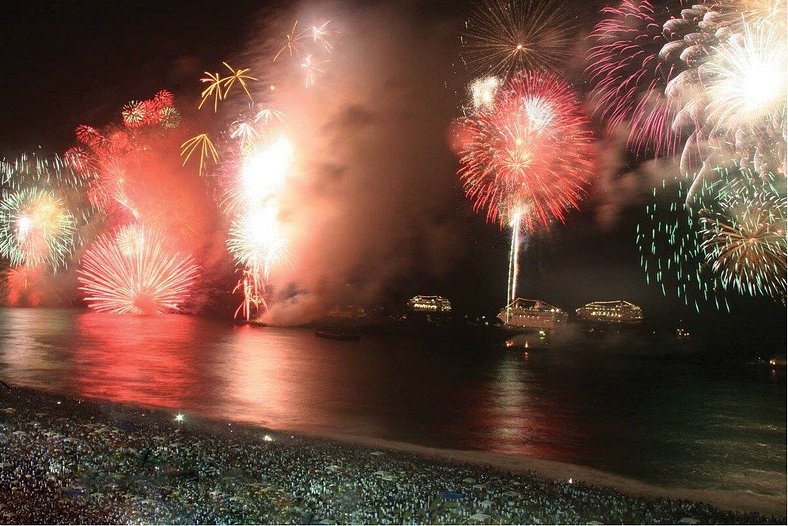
[{"left": 0, "top": 383, "right": 783, "bottom": 525}]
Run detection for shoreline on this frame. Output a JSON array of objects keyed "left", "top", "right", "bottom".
[
  {"left": 301, "top": 430, "right": 786, "bottom": 517},
  {"left": 0, "top": 383, "right": 784, "bottom": 524}
]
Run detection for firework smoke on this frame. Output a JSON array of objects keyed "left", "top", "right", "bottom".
[{"left": 231, "top": 1, "right": 466, "bottom": 324}]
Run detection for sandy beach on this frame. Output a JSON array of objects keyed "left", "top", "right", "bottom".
[{"left": 0, "top": 383, "right": 784, "bottom": 524}]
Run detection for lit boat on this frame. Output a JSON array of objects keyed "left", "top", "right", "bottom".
[
  {"left": 497, "top": 298, "right": 568, "bottom": 330},
  {"left": 407, "top": 295, "right": 452, "bottom": 313},
  {"left": 575, "top": 300, "right": 644, "bottom": 323}
]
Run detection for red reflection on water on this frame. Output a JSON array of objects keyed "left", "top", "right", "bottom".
[
  {"left": 466, "top": 354, "right": 576, "bottom": 461},
  {"left": 73, "top": 312, "right": 199, "bottom": 408}
]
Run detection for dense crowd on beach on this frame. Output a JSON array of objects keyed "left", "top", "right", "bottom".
[{"left": 0, "top": 386, "right": 782, "bottom": 525}]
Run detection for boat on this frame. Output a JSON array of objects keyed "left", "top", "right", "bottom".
[
  {"left": 576, "top": 300, "right": 644, "bottom": 323},
  {"left": 407, "top": 295, "right": 452, "bottom": 313},
  {"left": 315, "top": 328, "right": 361, "bottom": 341},
  {"left": 497, "top": 298, "right": 568, "bottom": 330}
]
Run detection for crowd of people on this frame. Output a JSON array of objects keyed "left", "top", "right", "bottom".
[{"left": 0, "top": 386, "right": 782, "bottom": 524}]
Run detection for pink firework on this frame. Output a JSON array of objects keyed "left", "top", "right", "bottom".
[
  {"left": 457, "top": 70, "right": 596, "bottom": 232},
  {"left": 78, "top": 225, "right": 199, "bottom": 314},
  {"left": 585, "top": 0, "right": 687, "bottom": 158}
]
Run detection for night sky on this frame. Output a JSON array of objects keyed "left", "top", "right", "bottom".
[{"left": 1, "top": 0, "right": 785, "bottom": 347}]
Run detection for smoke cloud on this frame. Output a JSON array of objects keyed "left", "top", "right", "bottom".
[{"left": 239, "top": 1, "right": 466, "bottom": 324}]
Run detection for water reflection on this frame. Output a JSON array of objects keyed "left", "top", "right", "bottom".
[
  {"left": 0, "top": 308, "right": 784, "bottom": 497},
  {"left": 72, "top": 313, "right": 200, "bottom": 408},
  {"left": 222, "top": 326, "right": 288, "bottom": 422},
  {"left": 0, "top": 308, "right": 76, "bottom": 391}
]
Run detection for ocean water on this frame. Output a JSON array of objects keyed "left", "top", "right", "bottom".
[{"left": 0, "top": 308, "right": 784, "bottom": 498}]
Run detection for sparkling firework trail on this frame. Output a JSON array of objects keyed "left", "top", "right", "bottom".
[
  {"left": 506, "top": 211, "right": 524, "bottom": 305},
  {"left": 300, "top": 54, "right": 329, "bottom": 88},
  {"left": 78, "top": 225, "right": 200, "bottom": 314},
  {"left": 2, "top": 151, "right": 91, "bottom": 194},
  {"left": 253, "top": 108, "right": 286, "bottom": 124},
  {"left": 0, "top": 188, "right": 77, "bottom": 269},
  {"left": 461, "top": 0, "right": 576, "bottom": 77},
  {"left": 274, "top": 20, "right": 306, "bottom": 61},
  {"left": 233, "top": 269, "right": 268, "bottom": 321},
  {"left": 272, "top": 18, "right": 336, "bottom": 87},
  {"left": 311, "top": 20, "right": 335, "bottom": 52}
]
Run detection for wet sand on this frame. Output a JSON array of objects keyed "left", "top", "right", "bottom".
[{"left": 0, "top": 383, "right": 784, "bottom": 524}]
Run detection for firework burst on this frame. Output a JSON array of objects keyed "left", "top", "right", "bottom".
[
  {"left": 78, "top": 225, "right": 199, "bottom": 314},
  {"left": 636, "top": 176, "right": 730, "bottom": 312},
  {"left": 458, "top": 70, "right": 595, "bottom": 231},
  {"left": 181, "top": 133, "right": 219, "bottom": 177},
  {"left": 699, "top": 170, "right": 786, "bottom": 299},
  {"left": 67, "top": 91, "right": 181, "bottom": 221},
  {"left": 274, "top": 19, "right": 336, "bottom": 61},
  {"left": 0, "top": 188, "right": 77, "bottom": 269},
  {"left": 703, "top": 21, "right": 787, "bottom": 163},
  {"left": 461, "top": 0, "right": 576, "bottom": 77},
  {"left": 226, "top": 205, "right": 288, "bottom": 281},
  {"left": 221, "top": 134, "right": 295, "bottom": 215},
  {"left": 272, "top": 18, "right": 336, "bottom": 87},
  {"left": 457, "top": 70, "right": 594, "bottom": 304},
  {"left": 467, "top": 76, "right": 502, "bottom": 112},
  {"left": 585, "top": 0, "right": 694, "bottom": 158}
]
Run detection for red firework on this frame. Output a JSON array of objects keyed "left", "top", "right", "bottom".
[
  {"left": 585, "top": 0, "right": 687, "bottom": 157},
  {"left": 77, "top": 225, "right": 199, "bottom": 315},
  {"left": 457, "top": 70, "right": 596, "bottom": 232},
  {"left": 66, "top": 90, "right": 181, "bottom": 223},
  {"left": 121, "top": 90, "right": 177, "bottom": 128}
]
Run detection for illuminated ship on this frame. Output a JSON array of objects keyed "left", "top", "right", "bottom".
[
  {"left": 408, "top": 295, "right": 452, "bottom": 313},
  {"left": 497, "top": 298, "right": 568, "bottom": 330},
  {"left": 575, "top": 300, "right": 644, "bottom": 323}
]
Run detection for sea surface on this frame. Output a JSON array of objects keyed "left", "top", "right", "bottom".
[{"left": 0, "top": 308, "right": 784, "bottom": 499}]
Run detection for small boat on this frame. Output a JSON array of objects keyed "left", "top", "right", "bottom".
[{"left": 315, "top": 328, "right": 361, "bottom": 341}]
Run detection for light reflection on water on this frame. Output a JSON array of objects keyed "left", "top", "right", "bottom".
[{"left": 0, "top": 308, "right": 785, "bottom": 497}]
